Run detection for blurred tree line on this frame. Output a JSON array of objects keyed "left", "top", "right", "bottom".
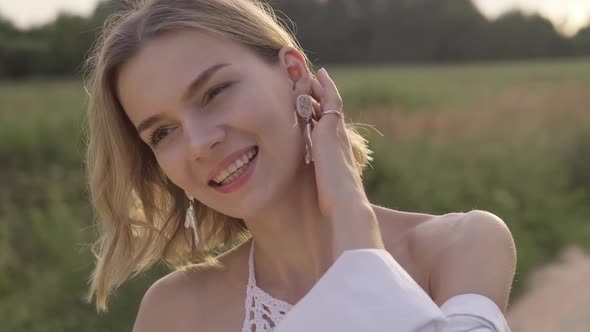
[{"left": 2, "top": 0, "right": 590, "bottom": 78}]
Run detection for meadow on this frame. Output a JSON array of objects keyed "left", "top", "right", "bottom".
[{"left": 1, "top": 59, "right": 589, "bottom": 331}]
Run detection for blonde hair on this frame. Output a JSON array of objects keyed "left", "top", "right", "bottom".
[{"left": 83, "top": 0, "right": 374, "bottom": 312}]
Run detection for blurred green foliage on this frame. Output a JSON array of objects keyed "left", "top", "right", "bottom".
[
  {"left": 331, "top": 58, "right": 590, "bottom": 111},
  {"left": 1, "top": 60, "right": 589, "bottom": 330},
  {"left": 365, "top": 134, "right": 590, "bottom": 295},
  {"left": 2, "top": 0, "right": 590, "bottom": 79}
]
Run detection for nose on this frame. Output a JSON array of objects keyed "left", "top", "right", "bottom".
[{"left": 183, "top": 120, "right": 225, "bottom": 161}]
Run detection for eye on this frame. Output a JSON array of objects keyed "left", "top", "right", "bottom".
[
  {"left": 148, "top": 126, "right": 174, "bottom": 147},
  {"left": 202, "top": 82, "right": 233, "bottom": 106}
]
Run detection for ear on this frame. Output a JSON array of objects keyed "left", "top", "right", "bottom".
[{"left": 277, "top": 46, "right": 312, "bottom": 95}]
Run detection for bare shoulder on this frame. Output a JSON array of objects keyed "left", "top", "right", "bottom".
[
  {"left": 132, "top": 243, "right": 250, "bottom": 332},
  {"left": 370, "top": 204, "right": 455, "bottom": 290},
  {"left": 407, "top": 209, "right": 512, "bottom": 253},
  {"left": 371, "top": 204, "right": 461, "bottom": 256},
  {"left": 131, "top": 268, "right": 200, "bottom": 332},
  {"left": 414, "top": 210, "right": 517, "bottom": 311},
  {"left": 131, "top": 261, "right": 220, "bottom": 332},
  {"left": 372, "top": 205, "right": 516, "bottom": 311}
]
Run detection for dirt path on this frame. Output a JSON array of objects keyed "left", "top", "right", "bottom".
[{"left": 506, "top": 246, "right": 590, "bottom": 332}]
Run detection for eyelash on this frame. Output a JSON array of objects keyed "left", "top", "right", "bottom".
[
  {"left": 148, "top": 82, "right": 233, "bottom": 147},
  {"left": 202, "top": 82, "right": 232, "bottom": 105}
]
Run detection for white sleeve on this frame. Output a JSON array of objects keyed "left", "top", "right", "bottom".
[
  {"left": 275, "top": 249, "right": 511, "bottom": 332},
  {"left": 440, "top": 293, "right": 511, "bottom": 332}
]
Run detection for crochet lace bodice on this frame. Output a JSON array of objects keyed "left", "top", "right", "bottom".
[{"left": 241, "top": 240, "right": 293, "bottom": 332}]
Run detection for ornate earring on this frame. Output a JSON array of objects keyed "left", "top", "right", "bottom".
[
  {"left": 184, "top": 193, "right": 199, "bottom": 246},
  {"left": 296, "top": 94, "right": 314, "bottom": 164}
]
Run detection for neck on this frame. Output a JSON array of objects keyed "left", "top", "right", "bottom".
[{"left": 242, "top": 165, "right": 334, "bottom": 303}]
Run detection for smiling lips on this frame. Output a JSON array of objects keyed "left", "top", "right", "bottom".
[{"left": 208, "top": 146, "right": 258, "bottom": 186}]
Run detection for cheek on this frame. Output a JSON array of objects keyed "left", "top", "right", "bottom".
[
  {"left": 246, "top": 98, "right": 306, "bottom": 173},
  {"left": 156, "top": 151, "right": 219, "bottom": 209},
  {"left": 236, "top": 82, "right": 299, "bottom": 143},
  {"left": 152, "top": 145, "right": 188, "bottom": 190}
]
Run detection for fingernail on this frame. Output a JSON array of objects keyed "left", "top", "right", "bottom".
[{"left": 319, "top": 67, "right": 327, "bottom": 77}]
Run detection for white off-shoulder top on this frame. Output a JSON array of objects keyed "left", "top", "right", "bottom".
[{"left": 242, "top": 240, "right": 511, "bottom": 332}]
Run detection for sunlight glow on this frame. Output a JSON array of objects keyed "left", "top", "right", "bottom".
[
  {"left": 0, "top": 0, "right": 100, "bottom": 28},
  {"left": 1, "top": 0, "right": 589, "bottom": 37},
  {"left": 472, "top": 0, "right": 590, "bottom": 36}
]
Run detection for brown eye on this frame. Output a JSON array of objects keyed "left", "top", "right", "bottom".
[{"left": 149, "top": 127, "right": 173, "bottom": 146}]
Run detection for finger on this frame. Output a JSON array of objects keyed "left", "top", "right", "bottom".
[
  {"left": 311, "top": 75, "right": 340, "bottom": 118},
  {"left": 311, "top": 99, "right": 322, "bottom": 121},
  {"left": 315, "top": 69, "right": 345, "bottom": 132},
  {"left": 317, "top": 68, "right": 343, "bottom": 113},
  {"left": 310, "top": 77, "right": 325, "bottom": 122},
  {"left": 310, "top": 77, "right": 324, "bottom": 104}
]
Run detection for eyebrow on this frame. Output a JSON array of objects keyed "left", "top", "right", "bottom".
[{"left": 135, "top": 62, "right": 231, "bottom": 136}]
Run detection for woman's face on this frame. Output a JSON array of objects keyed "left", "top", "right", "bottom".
[{"left": 117, "top": 29, "right": 309, "bottom": 219}]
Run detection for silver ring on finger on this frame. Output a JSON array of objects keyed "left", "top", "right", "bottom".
[{"left": 321, "top": 109, "right": 344, "bottom": 119}]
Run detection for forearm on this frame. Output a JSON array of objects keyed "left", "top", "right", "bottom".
[{"left": 330, "top": 202, "right": 385, "bottom": 259}]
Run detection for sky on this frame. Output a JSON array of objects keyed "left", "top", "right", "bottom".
[
  {"left": 1, "top": 0, "right": 589, "bottom": 37},
  {"left": 472, "top": 0, "right": 590, "bottom": 36}
]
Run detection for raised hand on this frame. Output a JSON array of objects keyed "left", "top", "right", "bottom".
[{"left": 307, "top": 68, "right": 385, "bottom": 257}]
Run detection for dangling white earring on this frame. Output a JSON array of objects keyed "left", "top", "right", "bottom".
[
  {"left": 296, "top": 94, "right": 314, "bottom": 164},
  {"left": 184, "top": 193, "right": 199, "bottom": 246}
]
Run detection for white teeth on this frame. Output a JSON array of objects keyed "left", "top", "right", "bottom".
[
  {"left": 216, "top": 170, "right": 230, "bottom": 182},
  {"left": 221, "top": 163, "right": 248, "bottom": 185},
  {"left": 213, "top": 147, "right": 257, "bottom": 184},
  {"left": 228, "top": 163, "right": 238, "bottom": 174},
  {"left": 236, "top": 158, "right": 245, "bottom": 168}
]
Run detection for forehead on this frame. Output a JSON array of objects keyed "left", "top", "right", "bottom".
[{"left": 117, "top": 29, "right": 259, "bottom": 125}]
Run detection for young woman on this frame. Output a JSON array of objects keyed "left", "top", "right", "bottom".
[{"left": 84, "top": 0, "right": 517, "bottom": 331}]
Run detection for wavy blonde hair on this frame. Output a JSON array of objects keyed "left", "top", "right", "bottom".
[{"left": 83, "top": 0, "right": 374, "bottom": 312}]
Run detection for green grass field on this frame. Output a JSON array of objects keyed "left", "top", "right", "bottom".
[
  {"left": 1, "top": 59, "right": 589, "bottom": 331},
  {"left": 332, "top": 57, "right": 590, "bottom": 112}
]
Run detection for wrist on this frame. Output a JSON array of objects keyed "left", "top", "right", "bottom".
[
  {"left": 330, "top": 202, "right": 376, "bottom": 222},
  {"left": 329, "top": 201, "right": 374, "bottom": 221},
  {"left": 330, "top": 204, "right": 385, "bottom": 256}
]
